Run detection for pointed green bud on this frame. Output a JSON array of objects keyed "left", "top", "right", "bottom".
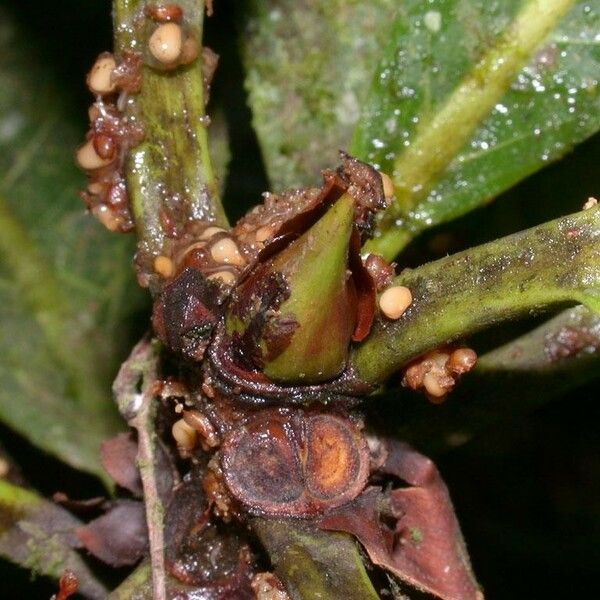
[
  {"left": 264, "top": 194, "right": 356, "bottom": 383},
  {"left": 225, "top": 194, "right": 357, "bottom": 385}
]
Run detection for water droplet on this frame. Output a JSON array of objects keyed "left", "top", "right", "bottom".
[{"left": 424, "top": 10, "right": 442, "bottom": 33}]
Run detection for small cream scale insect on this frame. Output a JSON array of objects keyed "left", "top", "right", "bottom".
[
  {"left": 147, "top": 16, "right": 199, "bottom": 69},
  {"left": 379, "top": 285, "right": 413, "bottom": 320},
  {"left": 86, "top": 54, "right": 117, "bottom": 95},
  {"left": 149, "top": 23, "right": 184, "bottom": 64}
]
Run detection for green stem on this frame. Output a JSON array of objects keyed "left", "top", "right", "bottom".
[
  {"left": 365, "top": 0, "right": 576, "bottom": 260},
  {"left": 374, "top": 306, "right": 600, "bottom": 455},
  {"left": 108, "top": 562, "right": 153, "bottom": 599},
  {"left": 351, "top": 205, "right": 600, "bottom": 386},
  {"left": 252, "top": 519, "right": 380, "bottom": 600},
  {"left": 113, "top": 0, "right": 228, "bottom": 259}
]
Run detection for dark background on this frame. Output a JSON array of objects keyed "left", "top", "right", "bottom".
[{"left": 0, "top": 0, "right": 598, "bottom": 597}]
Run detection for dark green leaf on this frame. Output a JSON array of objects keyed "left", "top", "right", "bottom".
[
  {"left": 0, "top": 7, "right": 147, "bottom": 480},
  {"left": 354, "top": 0, "right": 599, "bottom": 258},
  {"left": 241, "top": 0, "right": 397, "bottom": 189}
]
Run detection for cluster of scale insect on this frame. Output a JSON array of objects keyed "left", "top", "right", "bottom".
[
  {"left": 76, "top": 3, "right": 201, "bottom": 232},
  {"left": 76, "top": 4, "right": 481, "bottom": 531}
]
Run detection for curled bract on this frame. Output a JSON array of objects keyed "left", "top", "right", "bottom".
[{"left": 151, "top": 154, "right": 387, "bottom": 397}]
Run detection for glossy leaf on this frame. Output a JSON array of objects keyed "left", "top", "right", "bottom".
[
  {"left": 0, "top": 7, "right": 147, "bottom": 479},
  {"left": 355, "top": 0, "right": 600, "bottom": 259},
  {"left": 240, "top": 0, "right": 397, "bottom": 189}
]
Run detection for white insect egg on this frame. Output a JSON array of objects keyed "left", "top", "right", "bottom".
[
  {"left": 210, "top": 238, "right": 246, "bottom": 266},
  {"left": 379, "top": 285, "right": 413, "bottom": 320},
  {"left": 172, "top": 418, "right": 197, "bottom": 455},
  {"left": 149, "top": 23, "right": 183, "bottom": 65},
  {"left": 87, "top": 54, "right": 117, "bottom": 95}
]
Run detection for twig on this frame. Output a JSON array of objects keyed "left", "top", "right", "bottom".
[{"left": 113, "top": 337, "right": 165, "bottom": 600}]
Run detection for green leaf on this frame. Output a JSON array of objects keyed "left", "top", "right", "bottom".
[
  {"left": 251, "top": 518, "right": 379, "bottom": 600},
  {"left": 241, "top": 0, "right": 397, "bottom": 189},
  {"left": 0, "top": 479, "right": 107, "bottom": 599},
  {"left": 351, "top": 206, "right": 600, "bottom": 387},
  {"left": 355, "top": 0, "right": 599, "bottom": 259},
  {"left": 0, "top": 8, "right": 147, "bottom": 480}
]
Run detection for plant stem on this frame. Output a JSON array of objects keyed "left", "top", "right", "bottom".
[
  {"left": 113, "top": 338, "right": 165, "bottom": 600},
  {"left": 373, "top": 306, "right": 600, "bottom": 455},
  {"left": 252, "top": 518, "right": 380, "bottom": 600},
  {"left": 365, "top": 0, "right": 576, "bottom": 260},
  {"left": 351, "top": 205, "right": 600, "bottom": 386},
  {"left": 113, "top": 0, "right": 228, "bottom": 260},
  {"left": 107, "top": 562, "right": 152, "bottom": 599}
]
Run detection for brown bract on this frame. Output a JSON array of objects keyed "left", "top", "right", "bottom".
[
  {"left": 100, "top": 433, "right": 143, "bottom": 496},
  {"left": 76, "top": 500, "right": 148, "bottom": 567},
  {"left": 205, "top": 322, "right": 372, "bottom": 404},
  {"left": 219, "top": 409, "right": 369, "bottom": 516},
  {"left": 232, "top": 152, "right": 387, "bottom": 258},
  {"left": 152, "top": 267, "right": 228, "bottom": 361},
  {"left": 318, "top": 440, "right": 483, "bottom": 600}
]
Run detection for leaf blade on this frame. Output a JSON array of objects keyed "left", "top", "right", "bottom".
[
  {"left": 0, "top": 7, "right": 147, "bottom": 479},
  {"left": 354, "top": 0, "right": 599, "bottom": 259}
]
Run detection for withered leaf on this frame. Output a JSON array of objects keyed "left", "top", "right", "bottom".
[
  {"left": 100, "top": 433, "right": 143, "bottom": 496},
  {"left": 76, "top": 500, "right": 147, "bottom": 567},
  {"left": 319, "top": 441, "right": 482, "bottom": 600}
]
